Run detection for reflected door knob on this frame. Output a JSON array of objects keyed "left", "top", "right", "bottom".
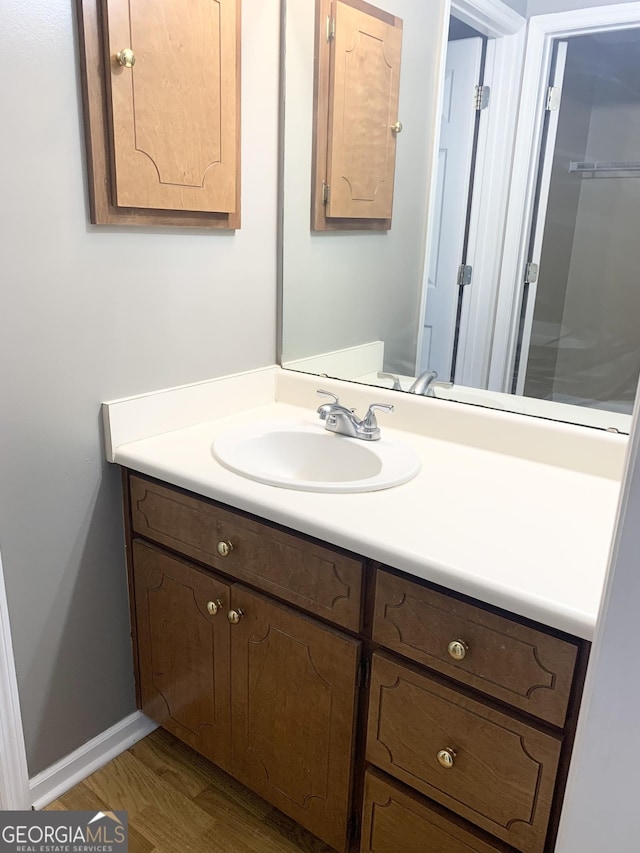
[
  {"left": 390, "top": 121, "right": 403, "bottom": 133},
  {"left": 437, "top": 747, "right": 457, "bottom": 769},
  {"left": 206, "top": 599, "right": 223, "bottom": 616},
  {"left": 228, "top": 608, "right": 244, "bottom": 625},
  {"left": 447, "top": 639, "right": 469, "bottom": 661},
  {"left": 217, "top": 540, "right": 233, "bottom": 557},
  {"left": 116, "top": 48, "right": 136, "bottom": 68}
]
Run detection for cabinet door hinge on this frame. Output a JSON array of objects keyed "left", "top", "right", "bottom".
[
  {"left": 474, "top": 84, "right": 490, "bottom": 111},
  {"left": 326, "top": 14, "right": 336, "bottom": 41},
  {"left": 357, "top": 656, "right": 370, "bottom": 689},
  {"left": 524, "top": 262, "right": 539, "bottom": 284},
  {"left": 322, "top": 181, "right": 330, "bottom": 205},
  {"left": 546, "top": 85, "right": 561, "bottom": 111},
  {"left": 457, "top": 264, "right": 473, "bottom": 287},
  {"left": 348, "top": 813, "right": 360, "bottom": 842}
]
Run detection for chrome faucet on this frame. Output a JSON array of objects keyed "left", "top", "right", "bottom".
[
  {"left": 316, "top": 390, "right": 393, "bottom": 441},
  {"left": 408, "top": 369, "right": 438, "bottom": 396}
]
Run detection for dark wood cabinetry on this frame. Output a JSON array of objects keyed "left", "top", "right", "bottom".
[
  {"left": 122, "top": 471, "right": 589, "bottom": 853},
  {"left": 127, "top": 475, "right": 362, "bottom": 853},
  {"left": 366, "top": 653, "right": 561, "bottom": 852}
]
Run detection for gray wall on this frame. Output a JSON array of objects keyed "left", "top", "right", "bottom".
[
  {"left": 281, "top": 0, "right": 447, "bottom": 377},
  {"left": 503, "top": 0, "right": 527, "bottom": 15},
  {"left": 0, "top": 0, "right": 279, "bottom": 775},
  {"left": 555, "top": 391, "right": 640, "bottom": 851},
  {"left": 527, "top": 0, "right": 639, "bottom": 15}
]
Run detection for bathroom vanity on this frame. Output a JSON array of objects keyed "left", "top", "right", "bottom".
[{"left": 104, "top": 367, "right": 625, "bottom": 853}]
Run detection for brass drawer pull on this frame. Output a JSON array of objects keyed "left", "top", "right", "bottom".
[
  {"left": 206, "top": 599, "right": 223, "bottom": 616},
  {"left": 437, "top": 747, "right": 457, "bottom": 769},
  {"left": 116, "top": 48, "right": 136, "bottom": 68},
  {"left": 447, "top": 639, "right": 469, "bottom": 661},
  {"left": 228, "top": 608, "right": 244, "bottom": 625},
  {"left": 217, "top": 540, "right": 233, "bottom": 557}
]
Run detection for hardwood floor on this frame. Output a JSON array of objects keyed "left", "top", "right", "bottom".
[{"left": 45, "top": 728, "right": 336, "bottom": 853}]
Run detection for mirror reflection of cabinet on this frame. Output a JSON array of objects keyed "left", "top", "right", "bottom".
[
  {"left": 312, "top": 0, "right": 403, "bottom": 230},
  {"left": 76, "top": 0, "right": 240, "bottom": 228}
]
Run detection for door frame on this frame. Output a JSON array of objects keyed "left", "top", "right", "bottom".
[
  {"left": 511, "top": 40, "right": 568, "bottom": 396},
  {"left": 489, "top": 2, "right": 640, "bottom": 393},
  {"left": 416, "top": 0, "right": 526, "bottom": 385},
  {"left": 0, "top": 549, "right": 30, "bottom": 809}
]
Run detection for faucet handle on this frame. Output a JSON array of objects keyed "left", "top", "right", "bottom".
[
  {"left": 316, "top": 389, "right": 340, "bottom": 420},
  {"left": 377, "top": 372, "right": 402, "bottom": 391},
  {"left": 362, "top": 403, "right": 394, "bottom": 437}
]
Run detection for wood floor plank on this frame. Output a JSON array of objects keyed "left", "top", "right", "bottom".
[
  {"left": 42, "top": 729, "right": 337, "bottom": 853},
  {"left": 130, "top": 728, "right": 216, "bottom": 800},
  {"left": 45, "top": 781, "right": 155, "bottom": 853},
  {"left": 192, "top": 786, "right": 310, "bottom": 853},
  {"left": 81, "top": 748, "right": 218, "bottom": 827},
  {"left": 131, "top": 727, "right": 266, "bottom": 823}
]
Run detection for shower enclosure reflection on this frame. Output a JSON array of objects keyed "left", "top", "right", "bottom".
[{"left": 519, "top": 30, "right": 640, "bottom": 414}]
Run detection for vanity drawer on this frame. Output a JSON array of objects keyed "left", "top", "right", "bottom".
[
  {"left": 366, "top": 653, "right": 561, "bottom": 853},
  {"left": 361, "top": 769, "right": 510, "bottom": 853},
  {"left": 129, "top": 475, "right": 363, "bottom": 631},
  {"left": 373, "top": 568, "right": 578, "bottom": 726}
]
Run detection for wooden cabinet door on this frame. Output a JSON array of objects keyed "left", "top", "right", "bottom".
[
  {"left": 326, "top": 0, "right": 403, "bottom": 220},
  {"left": 102, "top": 0, "right": 238, "bottom": 213},
  {"left": 133, "top": 540, "right": 232, "bottom": 771},
  {"left": 230, "top": 585, "right": 361, "bottom": 853}
]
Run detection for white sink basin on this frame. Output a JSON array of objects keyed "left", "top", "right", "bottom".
[{"left": 211, "top": 421, "right": 420, "bottom": 492}]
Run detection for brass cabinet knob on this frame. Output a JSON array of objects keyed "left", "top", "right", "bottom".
[
  {"left": 437, "top": 747, "right": 457, "bottom": 769},
  {"left": 390, "top": 121, "right": 403, "bottom": 133},
  {"left": 206, "top": 599, "right": 223, "bottom": 616},
  {"left": 216, "top": 540, "right": 233, "bottom": 558},
  {"left": 228, "top": 608, "right": 244, "bottom": 625},
  {"left": 116, "top": 48, "right": 136, "bottom": 68},
  {"left": 447, "top": 639, "right": 469, "bottom": 661}
]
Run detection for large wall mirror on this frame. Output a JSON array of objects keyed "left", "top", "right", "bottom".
[{"left": 280, "top": 0, "right": 640, "bottom": 434}]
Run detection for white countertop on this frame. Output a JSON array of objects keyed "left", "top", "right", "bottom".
[{"left": 104, "top": 367, "right": 628, "bottom": 640}]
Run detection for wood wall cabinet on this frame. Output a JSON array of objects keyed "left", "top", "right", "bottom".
[
  {"left": 76, "top": 0, "right": 240, "bottom": 228},
  {"left": 312, "top": 0, "right": 403, "bottom": 230},
  {"left": 122, "top": 472, "right": 589, "bottom": 853}
]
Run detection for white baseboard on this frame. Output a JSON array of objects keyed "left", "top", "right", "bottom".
[{"left": 29, "top": 711, "right": 158, "bottom": 810}]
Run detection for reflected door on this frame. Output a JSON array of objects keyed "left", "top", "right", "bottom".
[
  {"left": 325, "top": 0, "right": 403, "bottom": 220},
  {"left": 421, "top": 37, "right": 483, "bottom": 380}
]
